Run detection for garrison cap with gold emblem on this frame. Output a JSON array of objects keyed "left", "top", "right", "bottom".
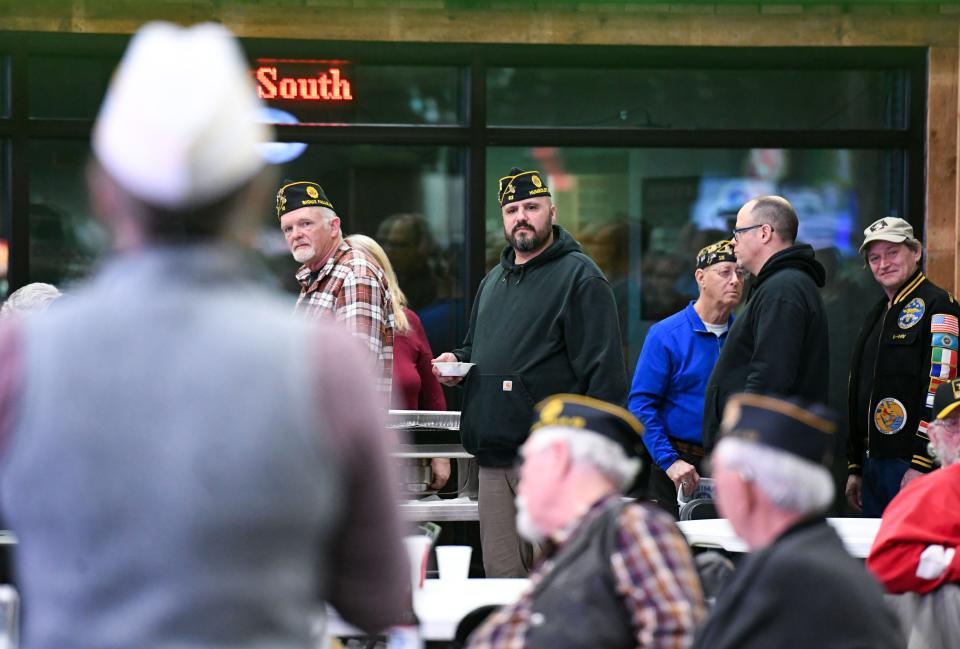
[
  {"left": 531, "top": 393, "right": 645, "bottom": 458},
  {"left": 275, "top": 180, "right": 335, "bottom": 219},
  {"left": 720, "top": 393, "right": 836, "bottom": 467},
  {"left": 498, "top": 167, "right": 551, "bottom": 207},
  {"left": 696, "top": 239, "right": 737, "bottom": 269},
  {"left": 933, "top": 379, "right": 960, "bottom": 420}
]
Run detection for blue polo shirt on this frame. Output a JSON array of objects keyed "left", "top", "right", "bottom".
[{"left": 629, "top": 302, "right": 731, "bottom": 471}]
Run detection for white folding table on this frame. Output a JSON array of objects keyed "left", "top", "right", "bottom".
[
  {"left": 326, "top": 577, "right": 530, "bottom": 641},
  {"left": 677, "top": 517, "right": 882, "bottom": 558}
]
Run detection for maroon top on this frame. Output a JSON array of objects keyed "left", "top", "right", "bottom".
[{"left": 393, "top": 308, "right": 447, "bottom": 411}]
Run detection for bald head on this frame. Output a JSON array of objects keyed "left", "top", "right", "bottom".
[
  {"left": 742, "top": 196, "right": 798, "bottom": 245},
  {"left": 731, "top": 195, "right": 799, "bottom": 276}
]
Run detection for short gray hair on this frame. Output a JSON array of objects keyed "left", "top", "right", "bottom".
[
  {"left": 714, "top": 437, "right": 833, "bottom": 515},
  {"left": 525, "top": 426, "right": 641, "bottom": 492},
  {"left": 1, "top": 282, "right": 62, "bottom": 318}
]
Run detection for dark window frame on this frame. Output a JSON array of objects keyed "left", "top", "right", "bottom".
[{"left": 0, "top": 32, "right": 927, "bottom": 319}]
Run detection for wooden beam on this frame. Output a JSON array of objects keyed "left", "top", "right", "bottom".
[
  {"left": 925, "top": 43, "right": 960, "bottom": 294},
  {"left": 1, "top": 3, "right": 959, "bottom": 48}
]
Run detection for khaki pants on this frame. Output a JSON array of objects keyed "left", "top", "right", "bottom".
[{"left": 478, "top": 466, "right": 534, "bottom": 577}]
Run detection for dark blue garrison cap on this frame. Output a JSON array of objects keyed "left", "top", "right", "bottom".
[
  {"left": 531, "top": 393, "right": 645, "bottom": 459},
  {"left": 719, "top": 393, "right": 835, "bottom": 467}
]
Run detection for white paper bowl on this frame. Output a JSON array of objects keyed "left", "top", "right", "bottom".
[{"left": 433, "top": 362, "right": 475, "bottom": 377}]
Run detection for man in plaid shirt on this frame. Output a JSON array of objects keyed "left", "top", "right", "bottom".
[
  {"left": 466, "top": 394, "right": 705, "bottom": 649},
  {"left": 277, "top": 180, "right": 394, "bottom": 394}
]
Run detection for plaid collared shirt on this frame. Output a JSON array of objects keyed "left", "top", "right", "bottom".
[
  {"left": 295, "top": 240, "right": 394, "bottom": 394},
  {"left": 466, "top": 495, "right": 705, "bottom": 649}
]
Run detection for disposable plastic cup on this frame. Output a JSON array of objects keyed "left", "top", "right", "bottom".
[
  {"left": 404, "top": 535, "right": 433, "bottom": 590},
  {"left": 435, "top": 545, "right": 472, "bottom": 581}
]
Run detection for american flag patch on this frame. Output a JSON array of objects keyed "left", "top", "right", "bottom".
[{"left": 931, "top": 314, "right": 959, "bottom": 335}]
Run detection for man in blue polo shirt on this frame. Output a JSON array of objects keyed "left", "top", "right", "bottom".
[{"left": 630, "top": 240, "right": 743, "bottom": 517}]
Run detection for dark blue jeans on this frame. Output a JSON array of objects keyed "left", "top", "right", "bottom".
[{"left": 862, "top": 457, "right": 909, "bottom": 517}]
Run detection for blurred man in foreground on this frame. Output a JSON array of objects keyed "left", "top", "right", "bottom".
[
  {"left": 868, "top": 378, "right": 960, "bottom": 593},
  {"left": 0, "top": 22, "right": 407, "bottom": 649},
  {"left": 693, "top": 394, "right": 902, "bottom": 649},
  {"left": 0, "top": 282, "right": 61, "bottom": 319},
  {"left": 466, "top": 394, "right": 705, "bottom": 649},
  {"left": 867, "top": 378, "right": 960, "bottom": 648}
]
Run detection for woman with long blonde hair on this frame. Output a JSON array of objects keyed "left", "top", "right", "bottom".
[{"left": 347, "top": 234, "right": 449, "bottom": 489}]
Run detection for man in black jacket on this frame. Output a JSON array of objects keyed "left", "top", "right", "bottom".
[
  {"left": 693, "top": 393, "right": 903, "bottom": 649},
  {"left": 702, "top": 196, "right": 829, "bottom": 450},
  {"left": 846, "top": 217, "right": 960, "bottom": 517},
  {"left": 433, "top": 168, "right": 627, "bottom": 577}
]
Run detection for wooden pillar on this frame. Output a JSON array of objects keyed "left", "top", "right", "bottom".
[{"left": 925, "top": 41, "right": 960, "bottom": 294}]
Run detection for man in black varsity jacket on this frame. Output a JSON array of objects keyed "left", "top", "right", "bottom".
[{"left": 846, "top": 216, "right": 960, "bottom": 517}]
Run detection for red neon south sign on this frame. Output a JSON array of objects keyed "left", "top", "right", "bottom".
[{"left": 255, "top": 64, "right": 353, "bottom": 101}]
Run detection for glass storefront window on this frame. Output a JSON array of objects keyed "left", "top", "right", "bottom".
[
  {"left": 255, "top": 61, "right": 464, "bottom": 126},
  {"left": 258, "top": 143, "right": 466, "bottom": 356},
  {"left": 488, "top": 68, "right": 907, "bottom": 130},
  {"left": 28, "top": 140, "right": 106, "bottom": 288},
  {"left": 29, "top": 56, "right": 117, "bottom": 119}
]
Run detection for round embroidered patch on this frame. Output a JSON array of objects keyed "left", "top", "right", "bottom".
[
  {"left": 874, "top": 398, "right": 907, "bottom": 435},
  {"left": 898, "top": 297, "right": 925, "bottom": 329}
]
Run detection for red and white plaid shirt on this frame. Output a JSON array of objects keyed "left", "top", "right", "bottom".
[{"left": 295, "top": 240, "right": 394, "bottom": 394}]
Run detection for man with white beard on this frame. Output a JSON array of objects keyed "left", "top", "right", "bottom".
[
  {"left": 277, "top": 180, "right": 394, "bottom": 394},
  {"left": 466, "top": 394, "right": 705, "bottom": 649}
]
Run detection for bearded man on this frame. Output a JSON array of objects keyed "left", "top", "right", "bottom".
[{"left": 434, "top": 168, "right": 627, "bottom": 577}]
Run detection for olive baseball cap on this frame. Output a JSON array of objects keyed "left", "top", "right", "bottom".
[{"left": 859, "top": 217, "right": 919, "bottom": 254}]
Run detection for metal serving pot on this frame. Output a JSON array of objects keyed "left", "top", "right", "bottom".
[{"left": 398, "top": 458, "right": 434, "bottom": 495}]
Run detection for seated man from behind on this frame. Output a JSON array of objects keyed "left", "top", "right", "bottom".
[
  {"left": 0, "top": 282, "right": 61, "bottom": 319},
  {"left": 467, "top": 394, "right": 705, "bottom": 649},
  {"left": 868, "top": 378, "right": 960, "bottom": 593},
  {"left": 693, "top": 394, "right": 903, "bottom": 649}
]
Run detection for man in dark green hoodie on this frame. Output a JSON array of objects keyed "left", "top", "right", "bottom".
[
  {"left": 433, "top": 167, "right": 628, "bottom": 577},
  {"left": 701, "top": 195, "right": 829, "bottom": 451}
]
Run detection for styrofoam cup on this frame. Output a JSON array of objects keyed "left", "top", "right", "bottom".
[
  {"left": 436, "top": 545, "right": 472, "bottom": 581},
  {"left": 404, "top": 535, "right": 432, "bottom": 590}
]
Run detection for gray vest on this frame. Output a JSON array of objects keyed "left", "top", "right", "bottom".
[
  {"left": 1, "top": 247, "right": 341, "bottom": 649},
  {"left": 525, "top": 500, "right": 636, "bottom": 649}
]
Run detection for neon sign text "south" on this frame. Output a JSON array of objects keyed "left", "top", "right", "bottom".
[{"left": 255, "top": 66, "right": 353, "bottom": 101}]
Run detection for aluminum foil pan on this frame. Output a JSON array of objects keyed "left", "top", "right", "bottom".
[{"left": 386, "top": 409, "right": 461, "bottom": 431}]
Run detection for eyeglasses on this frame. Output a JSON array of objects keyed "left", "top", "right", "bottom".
[
  {"left": 711, "top": 267, "right": 745, "bottom": 282},
  {"left": 732, "top": 223, "right": 773, "bottom": 240}
]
